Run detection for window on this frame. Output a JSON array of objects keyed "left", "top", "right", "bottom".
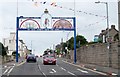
[{"left": 9, "top": 40, "right": 11, "bottom": 43}]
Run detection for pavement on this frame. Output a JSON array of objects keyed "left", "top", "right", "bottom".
[
  {"left": 2, "top": 57, "right": 25, "bottom": 66},
  {"left": 62, "top": 58, "right": 119, "bottom": 76}
]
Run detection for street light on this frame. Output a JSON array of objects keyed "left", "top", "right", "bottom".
[{"left": 95, "top": 1, "right": 111, "bottom": 67}]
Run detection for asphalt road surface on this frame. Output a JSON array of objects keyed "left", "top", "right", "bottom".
[{"left": 2, "top": 57, "right": 108, "bottom": 77}]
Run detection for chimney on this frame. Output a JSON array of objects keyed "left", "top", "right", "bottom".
[
  {"left": 111, "top": 25, "right": 115, "bottom": 29},
  {"left": 101, "top": 30, "right": 105, "bottom": 33}
]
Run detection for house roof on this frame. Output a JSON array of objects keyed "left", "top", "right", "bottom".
[
  {"left": 19, "top": 40, "right": 25, "bottom": 44},
  {"left": 99, "top": 25, "right": 118, "bottom": 35}
]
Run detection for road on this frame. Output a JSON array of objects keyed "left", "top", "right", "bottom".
[{"left": 1, "top": 57, "right": 108, "bottom": 77}]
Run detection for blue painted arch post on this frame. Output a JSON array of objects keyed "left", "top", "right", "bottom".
[
  {"left": 73, "top": 17, "right": 77, "bottom": 64},
  {"left": 16, "top": 17, "right": 19, "bottom": 62},
  {"left": 16, "top": 16, "right": 76, "bottom": 63}
]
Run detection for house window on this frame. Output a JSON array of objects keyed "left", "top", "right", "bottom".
[{"left": 9, "top": 40, "right": 11, "bottom": 43}]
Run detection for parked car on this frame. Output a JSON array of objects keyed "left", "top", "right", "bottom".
[
  {"left": 43, "top": 55, "right": 56, "bottom": 65},
  {"left": 26, "top": 54, "right": 36, "bottom": 62}
]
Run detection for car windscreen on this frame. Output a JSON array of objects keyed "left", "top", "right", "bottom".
[
  {"left": 46, "top": 56, "right": 54, "bottom": 58},
  {"left": 27, "top": 54, "right": 35, "bottom": 57}
]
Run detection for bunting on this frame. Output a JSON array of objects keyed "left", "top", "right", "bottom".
[
  {"left": 86, "top": 17, "right": 107, "bottom": 27},
  {"left": 31, "top": 1, "right": 106, "bottom": 18},
  {"left": 30, "top": 0, "right": 107, "bottom": 27}
]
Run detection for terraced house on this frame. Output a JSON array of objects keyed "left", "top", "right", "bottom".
[{"left": 99, "top": 25, "right": 119, "bottom": 43}]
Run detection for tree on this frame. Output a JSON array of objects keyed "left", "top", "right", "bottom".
[
  {"left": 0, "top": 42, "right": 7, "bottom": 57},
  {"left": 67, "top": 35, "right": 88, "bottom": 50}
]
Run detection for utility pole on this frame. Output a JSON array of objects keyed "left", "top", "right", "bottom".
[
  {"left": 31, "top": 40, "right": 32, "bottom": 53},
  {"left": 95, "top": 1, "right": 111, "bottom": 67},
  {"left": 118, "top": 1, "right": 120, "bottom": 69}
]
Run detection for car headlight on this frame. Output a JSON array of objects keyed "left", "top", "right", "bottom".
[
  {"left": 53, "top": 59, "right": 56, "bottom": 61},
  {"left": 44, "top": 59, "right": 47, "bottom": 61}
]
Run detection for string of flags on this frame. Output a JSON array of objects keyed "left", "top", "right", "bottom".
[
  {"left": 86, "top": 17, "right": 107, "bottom": 27},
  {"left": 30, "top": 0, "right": 107, "bottom": 27},
  {"left": 31, "top": 1, "right": 106, "bottom": 18}
]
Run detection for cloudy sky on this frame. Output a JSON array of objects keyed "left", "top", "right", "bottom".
[{"left": 0, "top": 0, "right": 118, "bottom": 55}]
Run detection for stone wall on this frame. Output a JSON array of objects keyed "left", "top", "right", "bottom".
[{"left": 68, "top": 41, "right": 118, "bottom": 69}]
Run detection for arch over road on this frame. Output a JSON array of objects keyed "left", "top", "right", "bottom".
[{"left": 16, "top": 16, "right": 76, "bottom": 64}]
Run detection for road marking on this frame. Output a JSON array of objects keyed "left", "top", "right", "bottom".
[
  {"left": 38, "top": 65, "right": 41, "bottom": 70},
  {"left": 4, "top": 66, "right": 7, "bottom": 68},
  {"left": 16, "top": 61, "right": 26, "bottom": 66},
  {"left": 67, "top": 71, "right": 75, "bottom": 76},
  {"left": 38, "top": 65, "right": 46, "bottom": 77},
  {"left": 49, "top": 71, "right": 54, "bottom": 73},
  {"left": 112, "top": 73, "right": 117, "bottom": 75},
  {"left": 61, "top": 67, "right": 66, "bottom": 71},
  {"left": 3, "top": 67, "right": 11, "bottom": 75},
  {"left": 52, "top": 69, "right": 56, "bottom": 73},
  {"left": 1, "top": 66, "right": 7, "bottom": 69},
  {"left": 56, "top": 64, "right": 59, "bottom": 66},
  {"left": 42, "top": 72, "right": 46, "bottom": 76},
  {"left": 77, "top": 69, "right": 88, "bottom": 73},
  {"left": 62, "top": 60, "right": 107, "bottom": 75},
  {"left": 7, "top": 66, "right": 14, "bottom": 76}
]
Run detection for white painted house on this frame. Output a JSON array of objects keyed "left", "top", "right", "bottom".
[{"left": 3, "top": 32, "right": 27, "bottom": 57}]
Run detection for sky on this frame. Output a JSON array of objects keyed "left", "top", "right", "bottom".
[{"left": 0, "top": 0, "right": 118, "bottom": 55}]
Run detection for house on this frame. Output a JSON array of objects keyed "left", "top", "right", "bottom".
[
  {"left": 99, "top": 25, "right": 119, "bottom": 43},
  {"left": 2, "top": 32, "right": 28, "bottom": 58},
  {"left": 3, "top": 32, "right": 16, "bottom": 56}
]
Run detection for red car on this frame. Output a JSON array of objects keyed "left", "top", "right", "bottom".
[{"left": 43, "top": 55, "right": 56, "bottom": 65}]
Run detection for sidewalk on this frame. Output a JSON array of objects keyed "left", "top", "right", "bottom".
[
  {"left": 62, "top": 58, "right": 119, "bottom": 76},
  {"left": 2, "top": 57, "right": 26, "bottom": 67},
  {"left": 78, "top": 63, "right": 119, "bottom": 76}
]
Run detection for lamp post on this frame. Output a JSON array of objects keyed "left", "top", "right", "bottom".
[
  {"left": 118, "top": 1, "right": 120, "bottom": 69},
  {"left": 95, "top": 1, "right": 111, "bottom": 67}
]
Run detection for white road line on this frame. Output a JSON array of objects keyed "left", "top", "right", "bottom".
[
  {"left": 77, "top": 69, "right": 88, "bottom": 73},
  {"left": 38, "top": 65, "right": 41, "bottom": 70},
  {"left": 61, "top": 67, "right": 66, "bottom": 71},
  {"left": 52, "top": 69, "right": 56, "bottom": 73},
  {"left": 4, "top": 66, "right": 7, "bottom": 68},
  {"left": 1, "top": 66, "right": 7, "bottom": 69},
  {"left": 7, "top": 66, "right": 14, "bottom": 76},
  {"left": 3, "top": 67, "right": 11, "bottom": 75},
  {"left": 42, "top": 72, "right": 46, "bottom": 76},
  {"left": 49, "top": 71, "right": 54, "bottom": 73},
  {"left": 67, "top": 71, "right": 75, "bottom": 76},
  {"left": 62, "top": 60, "right": 107, "bottom": 75},
  {"left": 56, "top": 64, "right": 59, "bottom": 66},
  {"left": 38, "top": 65, "right": 46, "bottom": 77},
  {"left": 112, "top": 73, "right": 117, "bottom": 75}
]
